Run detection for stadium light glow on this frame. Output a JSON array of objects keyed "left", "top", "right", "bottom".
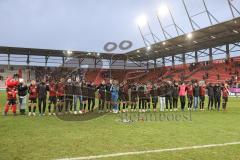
[
  {"left": 66, "top": 50, "right": 73, "bottom": 55},
  {"left": 187, "top": 33, "right": 193, "bottom": 39},
  {"left": 136, "top": 14, "right": 148, "bottom": 27},
  {"left": 177, "top": 44, "right": 183, "bottom": 47},
  {"left": 211, "top": 36, "right": 216, "bottom": 39},
  {"left": 233, "top": 30, "right": 239, "bottom": 34},
  {"left": 147, "top": 46, "right": 151, "bottom": 51},
  {"left": 193, "top": 40, "right": 198, "bottom": 44},
  {"left": 157, "top": 5, "right": 169, "bottom": 17}
]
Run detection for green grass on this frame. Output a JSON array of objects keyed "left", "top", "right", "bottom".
[{"left": 0, "top": 92, "right": 240, "bottom": 160}]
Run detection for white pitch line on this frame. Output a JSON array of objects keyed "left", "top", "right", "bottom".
[{"left": 56, "top": 141, "right": 240, "bottom": 160}]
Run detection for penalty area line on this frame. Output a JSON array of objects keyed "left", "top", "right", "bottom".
[{"left": 55, "top": 141, "right": 240, "bottom": 160}]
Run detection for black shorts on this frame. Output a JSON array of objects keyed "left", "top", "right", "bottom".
[
  {"left": 57, "top": 96, "right": 65, "bottom": 102},
  {"left": 7, "top": 99, "right": 16, "bottom": 105},
  {"left": 49, "top": 96, "right": 57, "bottom": 104},
  {"left": 222, "top": 97, "right": 228, "bottom": 103},
  {"left": 29, "top": 98, "right": 37, "bottom": 104}
]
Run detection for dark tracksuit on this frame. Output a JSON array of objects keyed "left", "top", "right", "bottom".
[
  {"left": 150, "top": 86, "right": 158, "bottom": 109},
  {"left": 37, "top": 82, "right": 47, "bottom": 114},
  {"left": 172, "top": 85, "right": 179, "bottom": 109},
  {"left": 130, "top": 85, "right": 138, "bottom": 109},
  {"left": 81, "top": 83, "right": 88, "bottom": 110},
  {"left": 98, "top": 84, "right": 106, "bottom": 111},
  {"left": 193, "top": 85, "right": 200, "bottom": 110},
  {"left": 105, "top": 83, "right": 112, "bottom": 109},
  {"left": 207, "top": 85, "right": 214, "bottom": 110},
  {"left": 214, "top": 86, "right": 221, "bottom": 110},
  {"left": 65, "top": 82, "right": 74, "bottom": 112},
  {"left": 165, "top": 85, "right": 173, "bottom": 110},
  {"left": 87, "top": 84, "right": 96, "bottom": 111},
  {"left": 138, "top": 85, "right": 146, "bottom": 109}
]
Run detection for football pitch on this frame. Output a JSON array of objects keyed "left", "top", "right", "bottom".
[{"left": 0, "top": 92, "right": 240, "bottom": 160}]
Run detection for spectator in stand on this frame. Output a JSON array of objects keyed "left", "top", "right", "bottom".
[
  {"left": 17, "top": 78, "right": 28, "bottom": 115},
  {"left": 207, "top": 83, "right": 214, "bottom": 110},
  {"left": 193, "top": 82, "right": 200, "bottom": 111},
  {"left": 186, "top": 82, "right": 193, "bottom": 111}
]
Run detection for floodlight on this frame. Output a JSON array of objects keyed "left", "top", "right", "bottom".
[
  {"left": 187, "top": 33, "right": 193, "bottom": 39},
  {"left": 66, "top": 50, "right": 73, "bottom": 55},
  {"left": 136, "top": 14, "right": 147, "bottom": 27},
  {"left": 211, "top": 36, "right": 216, "bottom": 39},
  {"left": 147, "top": 46, "right": 151, "bottom": 51},
  {"left": 233, "top": 30, "right": 239, "bottom": 34},
  {"left": 157, "top": 5, "right": 169, "bottom": 17}
]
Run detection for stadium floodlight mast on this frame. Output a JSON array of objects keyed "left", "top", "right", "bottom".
[
  {"left": 136, "top": 14, "right": 159, "bottom": 47},
  {"left": 136, "top": 14, "right": 150, "bottom": 47},
  {"left": 156, "top": 3, "right": 185, "bottom": 40}
]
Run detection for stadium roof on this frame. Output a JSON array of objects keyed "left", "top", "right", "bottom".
[
  {"left": 0, "top": 46, "right": 127, "bottom": 60},
  {"left": 126, "top": 17, "right": 240, "bottom": 61},
  {"left": 0, "top": 17, "right": 239, "bottom": 62}
]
